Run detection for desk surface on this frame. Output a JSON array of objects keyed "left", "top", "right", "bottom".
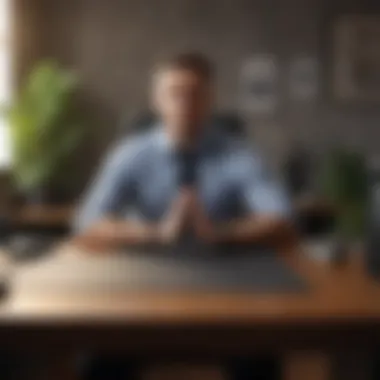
[{"left": 1, "top": 242, "right": 380, "bottom": 328}]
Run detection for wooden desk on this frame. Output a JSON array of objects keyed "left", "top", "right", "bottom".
[{"left": 0, "top": 243, "right": 379, "bottom": 380}]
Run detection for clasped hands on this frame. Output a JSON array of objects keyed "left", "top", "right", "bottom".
[{"left": 153, "top": 188, "right": 219, "bottom": 245}]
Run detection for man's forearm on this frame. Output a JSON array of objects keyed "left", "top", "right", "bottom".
[
  {"left": 75, "top": 218, "right": 158, "bottom": 248},
  {"left": 214, "top": 215, "right": 295, "bottom": 245}
]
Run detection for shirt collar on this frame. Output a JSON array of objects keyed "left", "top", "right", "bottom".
[{"left": 155, "top": 121, "right": 218, "bottom": 155}]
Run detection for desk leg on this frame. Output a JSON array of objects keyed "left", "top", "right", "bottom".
[
  {"left": 283, "top": 350, "right": 331, "bottom": 380},
  {"left": 140, "top": 364, "right": 227, "bottom": 380},
  {"left": 332, "top": 351, "right": 372, "bottom": 380},
  {"left": 283, "top": 350, "right": 373, "bottom": 380},
  {"left": 40, "top": 353, "right": 79, "bottom": 380}
]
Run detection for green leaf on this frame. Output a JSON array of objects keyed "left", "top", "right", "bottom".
[
  {"left": 320, "top": 147, "right": 369, "bottom": 239},
  {"left": 3, "top": 60, "right": 85, "bottom": 193}
]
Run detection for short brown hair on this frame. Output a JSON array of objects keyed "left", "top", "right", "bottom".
[{"left": 153, "top": 52, "right": 214, "bottom": 82}]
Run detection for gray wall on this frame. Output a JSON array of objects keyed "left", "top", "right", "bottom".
[{"left": 15, "top": 0, "right": 380, "bottom": 193}]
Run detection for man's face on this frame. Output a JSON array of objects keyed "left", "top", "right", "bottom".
[{"left": 152, "top": 68, "right": 213, "bottom": 144}]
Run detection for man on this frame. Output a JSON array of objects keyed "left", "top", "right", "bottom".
[
  {"left": 75, "top": 53, "right": 291, "bottom": 380},
  {"left": 74, "top": 53, "right": 291, "bottom": 251}
]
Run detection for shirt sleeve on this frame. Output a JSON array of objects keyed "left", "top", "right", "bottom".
[
  {"left": 73, "top": 142, "right": 139, "bottom": 233},
  {"left": 237, "top": 148, "right": 291, "bottom": 218}
]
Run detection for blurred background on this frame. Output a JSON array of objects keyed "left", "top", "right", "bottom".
[{"left": 1, "top": 0, "right": 378, "bottom": 199}]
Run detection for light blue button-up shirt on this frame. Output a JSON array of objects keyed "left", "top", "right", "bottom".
[{"left": 74, "top": 126, "right": 290, "bottom": 233}]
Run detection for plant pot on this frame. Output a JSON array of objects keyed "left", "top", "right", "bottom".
[
  {"left": 305, "top": 234, "right": 352, "bottom": 265},
  {"left": 24, "top": 188, "right": 48, "bottom": 205},
  {"left": 330, "top": 238, "right": 352, "bottom": 266}
]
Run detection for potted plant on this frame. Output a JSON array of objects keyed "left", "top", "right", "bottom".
[
  {"left": 4, "top": 60, "right": 84, "bottom": 204},
  {"left": 319, "top": 147, "right": 369, "bottom": 263}
]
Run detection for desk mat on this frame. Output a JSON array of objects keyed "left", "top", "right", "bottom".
[{"left": 14, "top": 245, "right": 307, "bottom": 294}]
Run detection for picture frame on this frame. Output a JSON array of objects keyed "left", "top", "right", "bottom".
[{"left": 332, "top": 15, "right": 380, "bottom": 103}]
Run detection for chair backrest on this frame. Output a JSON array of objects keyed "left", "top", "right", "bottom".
[{"left": 121, "top": 111, "right": 246, "bottom": 137}]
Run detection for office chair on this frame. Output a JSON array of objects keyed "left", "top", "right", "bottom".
[{"left": 119, "top": 111, "right": 246, "bottom": 137}]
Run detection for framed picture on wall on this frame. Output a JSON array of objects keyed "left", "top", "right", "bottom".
[
  {"left": 240, "top": 54, "right": 278, "bottom": 115},
  {"left": 332, "top": 15, "right": 380, "bottom": 103}
]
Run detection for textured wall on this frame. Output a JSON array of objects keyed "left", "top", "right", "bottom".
[{"left": 16, "top": 0, "right": 380, "bottom": 192}]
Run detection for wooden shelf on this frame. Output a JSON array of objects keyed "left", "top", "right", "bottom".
[
  {"left": 12, "top": 204, "right": 74, "bottom": 228},
  {"left": 9, "top": 198, "right": 335, "bottom": 230}
]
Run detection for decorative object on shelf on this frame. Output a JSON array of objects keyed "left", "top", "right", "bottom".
[
  {"left": 332, "top": 15, "right": 380, "bottom": 103},
  {"left": 319, "top": 147, "right": 368, "bottom": 264},
  {"left": 240, "top": 54, "right": 278, "bottom": 115},
  {"left": 3, "top": 60, "right": 84, "bottom": 204}
]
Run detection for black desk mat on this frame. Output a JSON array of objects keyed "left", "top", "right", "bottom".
[
  {"left": 118, "top": 245, "right": 307, "bottom": 292},
  {"left": 16, "top": 245, "right": 308, "bottom": 294}
]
